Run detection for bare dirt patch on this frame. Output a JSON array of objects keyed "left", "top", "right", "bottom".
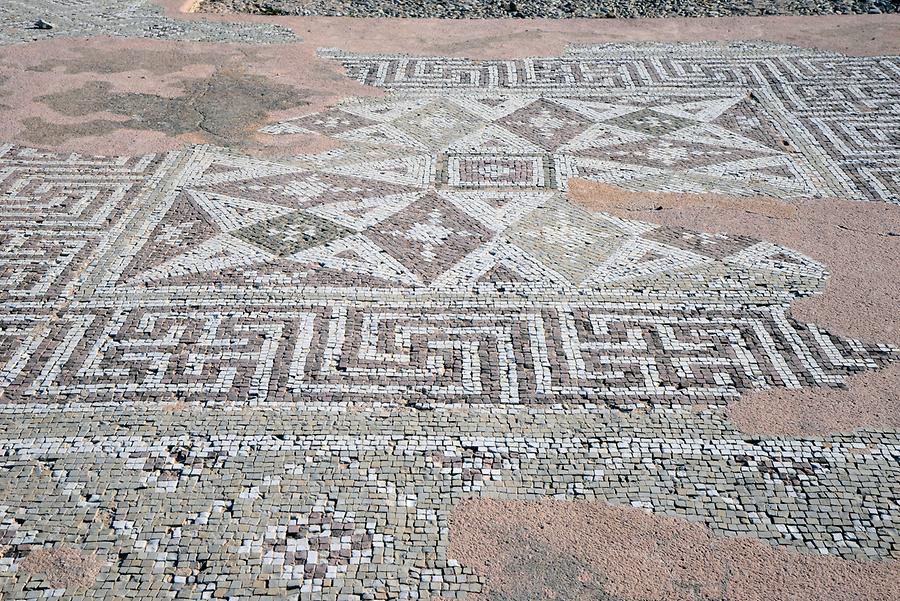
[
  {"left": 19, "top": 545, "right": 104, "bottom": 590},
  {"left": 0, "top": 38, "right": 377, "bottom": 155},
  {"left": 29, "top": 70, "right": 303, "bottom": 144},
  {"left": 449, "top": 498, "right": 900, "bottom": 601},
  {"left": 729, "top": 363, "right": 900, "bottom": 436}
]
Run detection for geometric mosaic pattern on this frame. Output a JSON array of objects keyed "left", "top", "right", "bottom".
[
  {"left": 0, "top": 144, "right": 174, "bottom": 305},
  {"left": 264, "top": 91, "right": 822, "bottom": 198},
  {"left": 282, "top": 43, "right": 900, "bottom": 204},
  {"left": 1, "top": 405, "right": 898, "bottom": 597},
  {"left": 265, "top": 92, "right": 822, "bottom": 198},
  {"left": 2, "top": 42, "right": 900, "bottom": 600},
  {"left": 4, "top": 300, "right": 898, "bottom": 405},
  {"left": 2, "top": 142, "right": 897, "bottom": 406}
]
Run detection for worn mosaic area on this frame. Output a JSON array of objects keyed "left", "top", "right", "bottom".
[
  {"left": 269, "top": 44, "right": 900, "bottom": 204},
  {"left": 1, "top": 405, "right": 898, "bottom": 598},
  {"left": 0, "top": 144, "right": 898, "bottom": 600},
  {"left": 1, "top": 43, "right": 899, "bottom": 600}
]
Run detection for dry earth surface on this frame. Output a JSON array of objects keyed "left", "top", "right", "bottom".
[{"left": 449, "top": 498, "right": 900, "bottom": 601}]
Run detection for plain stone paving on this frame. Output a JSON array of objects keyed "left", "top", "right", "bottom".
[{"left": 0, "top": 5, "right": 899, "bottom": 601}]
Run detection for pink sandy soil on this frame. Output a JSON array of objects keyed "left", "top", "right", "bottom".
[
  {"left": 731, "top": 364, "right": 900, "bottom": 437},
  {"left": 449, "top": 498, "right": 900, "bottom": 601},
  {"left": 0, "top": 37, "right": 379, "bottom": 156},
  {"left": 162, "top": 1, "right": 900, "bottom": 58},
  {"left": 18, "top": 545, "right": 104, "bottom": 590}
]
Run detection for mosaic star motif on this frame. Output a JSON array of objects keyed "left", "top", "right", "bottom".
[
  {"left": 296, "top": 44, "right": 900, "bottom": 203},
  {"left": 267, "top": 93, "right": 815, "bottom": 197},
  {"left": 106, "top": 145, "right": 832, "bottom": 297},
  {"left": 1, "top": 141, "right": 897, "bottom": 405}
]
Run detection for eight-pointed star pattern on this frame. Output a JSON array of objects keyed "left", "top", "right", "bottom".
[{"left": 266, "top": 93, "right": 818, "bottom": 198}]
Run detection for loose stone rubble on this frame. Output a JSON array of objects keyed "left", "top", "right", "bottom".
[
  {"left": 199, "top": 0, "right": 900, "bottom": 19},
  {"left": 0, "top": 0, "right": 295, "bottom": 45},
  {"left": 0, "top": 41, "right": 898, "bottom": 600}
]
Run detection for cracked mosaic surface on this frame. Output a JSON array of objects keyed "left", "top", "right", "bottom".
[{"left": 1, "top": 43, "right": 899, "bottom": 600}]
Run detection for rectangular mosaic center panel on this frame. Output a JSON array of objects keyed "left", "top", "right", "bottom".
[
  {"left": 0, "top": 137, "right": 896, "bottom": 407},
  {"left": 446, "top": 154, "right": 549, "bottom": 188}
]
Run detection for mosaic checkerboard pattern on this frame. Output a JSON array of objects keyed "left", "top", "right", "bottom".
[{"left": 1, "top": 44, "right": 899, "bottom": 600}]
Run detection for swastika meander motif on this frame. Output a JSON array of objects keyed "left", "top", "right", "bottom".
[{"left": 2, "top": 113, "right": 898, "bottom": 406}]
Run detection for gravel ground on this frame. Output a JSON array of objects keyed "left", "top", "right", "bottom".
[{"left": 197, "top": 0, "right": 899, "bottom": 18}]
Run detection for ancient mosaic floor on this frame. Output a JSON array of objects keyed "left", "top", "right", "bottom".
[{"left": 1, "top": 38, "right": 899, "bottom": 599}]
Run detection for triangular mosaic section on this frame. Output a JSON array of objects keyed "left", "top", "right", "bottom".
[{"left": 120, "top": 191, "right": 218, "bottom": 283}]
